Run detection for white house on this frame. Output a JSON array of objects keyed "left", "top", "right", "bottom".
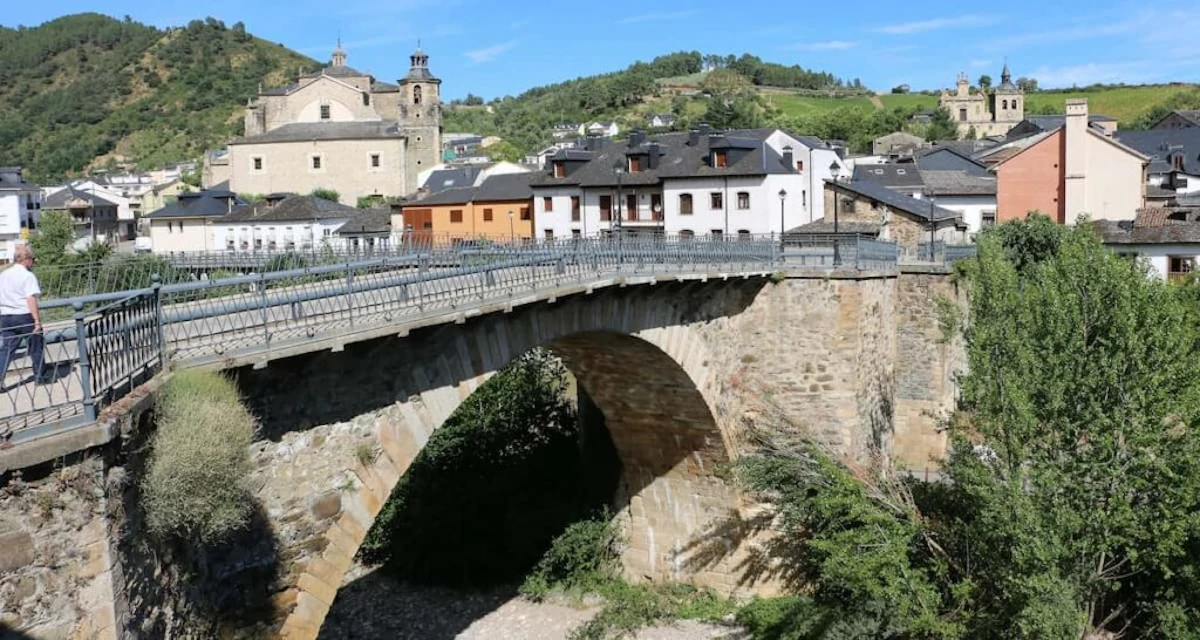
[
  {"left": 66, "top": 179, "right": 139, "bottom": 240},
  {"left": 211, "top": 194, "right": 360, "bottom": 252},
  {"left": 529, "top": 126, "right": 848, "bottom": 239},
  {"left": 578, "top": 121, "right": 620, "bottom": 137},
  {"left": 1095, "top": 211, "right": 1200, "bottom": 281},
  {"left": 648, "top": 113, "right": 677, "bottom": 129},
  {"left": 0, "top": 167, "right": 40, "bottom": 264}
]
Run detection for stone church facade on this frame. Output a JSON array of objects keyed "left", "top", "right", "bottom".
[
  {"left": 228, "top": 45, "right": 442, "bottom": 205},
  {"left": 938, "top": 64, "right": 1023, "bottom": 139}
]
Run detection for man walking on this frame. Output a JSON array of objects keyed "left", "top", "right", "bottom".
[{"left": 0, "top": 245, "right": 47, "bottom": 386}]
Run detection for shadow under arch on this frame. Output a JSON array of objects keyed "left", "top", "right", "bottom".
[{"left": 229, "top": 279, "right": 770, "bottom": 638}]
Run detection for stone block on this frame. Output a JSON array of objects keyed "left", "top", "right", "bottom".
[
  {"left": 0, "top": 528, "right": 35, "bottom": 574},
  {"left": 309, "top": 491, "right": 342, "bottom": 521},
  {"left": 297, "top": 573, "right": 338, "bottom": 607}
]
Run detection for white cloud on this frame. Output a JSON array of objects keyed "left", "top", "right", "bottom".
[
  {"left": 617, "top": 10, "right": 696, "bottom": 25},
  {"left": 465, "top": 40, "right": 518, "bottom": 64},
  {"left": 788, "top": 40, "right": 858, "bottom": 52},
  {"left": 872, "top": 14, "right": 997, "bottom": 34}
]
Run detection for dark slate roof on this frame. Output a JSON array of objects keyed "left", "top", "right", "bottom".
[
  {"left": 230, "top": 121, "right": 402, "bottom": 145},
  {"left": 43, "top": 187, "right": 119, "bottom": 209},
  {"left": 336, "top": 208, "right": 392, "bottom": 235},
  {"left": 0, "top": 167, "right": 36, "bottom": 190},
  {"left": 422, "top": 167, "right": 483, "bottom": 193},
  {"left": 1147, "top": 184, "right": 1176, "bottom": 199},
  {"left": 1155, "top": 110, "right": 1200, "bottom": 128},
  {"left": 853, "top": 164, "right": 925, "bottom": 189},
  {"left": 402, "top": 66, "right": 439, "bottom": 83},
  {"left": 475, "top": 172, "right": 535, "bottom": 201},
  {"left": 145, "top": 189, "right": 244, "bottom": 219},
  {"left": 220, "top": 195, "right": 359, "bottom": 223},
  {"left": 930, "top": 139, "right": 999, "bottom": 157},
  {"left": 1114, "top": 129, "right": 1200, "bottom": 175},
  {"left": 1017, "top": 114, "right": 1117, "bottom": 136},
  {"left": 786, "top": 220, "right": 881, "bottom": 235},
  {"left": 532, "top": 128, "right": 794, "bottom": 189},
  {"left": 1094, "top": 218, "right": 1200, "bottom": 244},
  {"left": 827, "top": 179, "right": 960, "bottom": 222},
  {"left": 407, "top": 186, "right": 475, "bottom": 207},
  {"left": 916, "top": 147, "right": 991, "bottom": 176},
  {"left": 918, "top": 170, "right": 997, "bottom": 196},
  {"left": 794, "top": 135, "right": 831, "bottom": 151}
]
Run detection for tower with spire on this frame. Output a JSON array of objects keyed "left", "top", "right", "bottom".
[
  {"left": 992, "top": 60, "right": 1024, "bottom": 124},
  {"left": 397, "top": 44, "right": 443, "bottom": 197}
]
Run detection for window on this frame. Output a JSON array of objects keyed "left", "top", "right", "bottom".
[
  {"left": 711, "top": 229, "right": 723, "bottom": 238},
  {"left": 1170, "top": 256, "right": 1195, "bottom": 282},
  {"left": 553, "top": 163, "right": 565, "bottom": 178},
  {"left": 252, "top": 157, "right": 264, "bottom": 171},
  {"left": 629, "top": 156, "right": 642, "bottom": 172},
  {"left": 1002, "top": 99, "right": 1008, "bottom": 109},
  {"left": 896, "top": 168, "right": 906, "bottom": 175},
  {"left": 982, "top": 211, "right": 996, "bottom": 227},
  {"left": 737, "top": 191, "right": 750, "bottom": 210},
  {"left": 370, "top": 154, "right": 381, "bottom": 168},
  {"left": 226, "top": 237, "right": 235, "bottom": 250},
  {"left": 520, "top": 207, "right": 531, "bottom": 221},
  {"left": 679, "top": 193, "right": 693, "bottom": 215},
  {"left": 710, "top": 192, "right": 723, "bottom": 210},
  {"left": 450, "top": 209, "right": 463, "bottom": 223},
  {"left": 571, "top": 229, "right": 581, "bottom": 238},
  {"left": 483, "top": 208, "right": 493, "bottom": 221},
  {"left": 311, "top": 155, "right": 322, "bottom": 170},
  {"left": 1173, "top": 154, "right": 1185, "bottom": 171},
  {"left": 600, "top": 195, "right": 612, "bottom": 221},
  {"left": 570, "top": 196, "right": 580, "bottom": 221},
  {"left": 959, "top": 108, "right": 968, "bottom": 122},
  {"left": 320, "top": 105, "right": 331, "bottom": 120},
  {"left": 1013, "top": 99, "right": 1019, "bottom": 110},
  {"left": 543, "top": 196, "right": 553, "bottom": 212},
  {"left": 544, "top": 229, "right": 554, "bottom": 240},
  {"left": 714, "top": 151, "right": 728, "bottom": 168},
  {"left": 796, "top": 160, "right": 804, "bottom": 172},
  {"left": 802, "top": 190, "right": 807, "bottom": 208},
  {"left": 413, "top": 85, "right": 422, "bottom": 105},
  {"left": 738, "top": 230, "right": 751, "bottom": 239},
  {"left": 363, "top": 92, "right": 370, "bottom": 106}
]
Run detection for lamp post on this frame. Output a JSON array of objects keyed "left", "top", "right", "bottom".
[
  {"left": 777, "top": 188, "right": 787, "bottom": 255},
  {"left": 924, "top": 187, "right": 936, "bottom": 262},
  {"left": 507, "top": 209, "right": 514, "bottom": 244},
  {"left": 829, "top": 161, "right": 842, "bottom": 266}
]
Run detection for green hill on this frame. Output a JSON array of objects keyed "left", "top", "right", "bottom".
[{"left": 0, "top": 13, "right": 317, "bottom": 183}]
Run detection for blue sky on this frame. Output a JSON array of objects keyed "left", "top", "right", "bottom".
[{"left": 6, "top": 0, "right": 1200, "bottom": 101}]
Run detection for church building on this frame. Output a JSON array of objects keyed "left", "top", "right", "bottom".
[
  {"left": 228, "top": 44, "right": 442, "bottom": 205},
  {"left": 938, "top": 63, "right": 1023, "bottom": 138}
]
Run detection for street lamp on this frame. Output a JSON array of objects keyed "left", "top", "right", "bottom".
[
  {"left": 924, "top": 187, "right": 936, "bottom": 262},
  {"left": 829, "top": 161, "right": 842, "bottom": 266},
  {"left": 507, "top": 209, "right": 514, "bottom": 244},
  {"left": 777, "top": 188, "right": 787, "bottom": 253}
]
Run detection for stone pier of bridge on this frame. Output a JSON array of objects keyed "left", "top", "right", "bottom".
[{"left": 0, "top": 267, "right": 964, "bottom": 639}]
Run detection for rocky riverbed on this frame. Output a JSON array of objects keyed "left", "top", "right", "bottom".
[{"left": 319, "top": 564, "right": 750, "bottom": 640}]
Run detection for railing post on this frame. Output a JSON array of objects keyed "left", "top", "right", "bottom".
[
  {"left": 346, "top": 261, "right": 355, "bottom": 327},
  {"left": 74, "top": 302, "right": 96, "bottom": 422},
  {"left": 152, "top": 273, "right": 168, "bottom": 368},
  {"left": 855, "top": 234, "right": 862, "bottom": 270},
  {"left": 259, "top": 271, "right": 269, "bottom": 348}
]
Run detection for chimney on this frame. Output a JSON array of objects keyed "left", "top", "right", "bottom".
[
  {"left": 647, "top": 142, "right": 661, "bottom": 169},
  {"left": 629, "top": 129, "right": 645, "bottom": 147},
  {"left": 782, "top": 145, "right": 794, "bottom": 172},
  {"left": 688, "top": 129, "right": 699, "bottom": 146},
  {"left": 698, "top": 122, "right": 710, "bottom": 139},
  {"left": 1064, "top": 98, "right": 1088, "bottom": 224}
]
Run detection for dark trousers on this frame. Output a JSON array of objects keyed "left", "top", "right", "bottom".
[{"left": 0, "top": 314, "right": 44, "bottom": 383}]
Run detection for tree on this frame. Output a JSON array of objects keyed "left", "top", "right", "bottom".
[
  {"left": 463, "top": 93, "right": 484, "bottom": 106},
  {"left": 309, "top": 187, "right": 340, "bottom": 203},
  {"left": 923, "top": 108, "right": 959, "bottom": 141},
  {"left": 30, "top": 210, "right": 75, "bottom": 266},
  {"left": 977, "top": 74, "right": 992, "bottom": 92},
  {"left": 1016, "top": 76, "right": 1039, "bottom": 92},
  {"left": 483, "top": 139, "right": 525, "bottom": 163}
]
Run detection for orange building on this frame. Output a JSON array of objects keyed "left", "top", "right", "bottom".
[
  {"left": 992, "top": 99, "right": 1147, "bottom": 225},
  {"left": 397, "top": 173, "right": 534, "bottom": 241}
]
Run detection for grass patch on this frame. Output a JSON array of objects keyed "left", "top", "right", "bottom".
[
  {"left": 876, "top": 93, "right": 938, "bottom": 111},
  {"left": 141, "top": 370, "right": 257, "bottom": 543},
  {"left": 764, "top": 93, "right": 874, "bottom": 117}
]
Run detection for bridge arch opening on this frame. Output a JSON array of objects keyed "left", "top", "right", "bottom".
[{"left": 231, "top": 281, "right": 766, "bottom": 637}]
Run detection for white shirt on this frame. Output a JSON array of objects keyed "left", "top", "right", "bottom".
[{"left": 0, "top": 263, "right": 41, "bottom": 316}]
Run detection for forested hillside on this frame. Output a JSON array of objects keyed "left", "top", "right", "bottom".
[{"left": 0, "top": 13, "right": 316, "bottom": 182}]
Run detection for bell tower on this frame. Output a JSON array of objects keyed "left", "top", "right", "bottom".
[{"left": 398, "top": 46, "right": 442, "bottom": 195}]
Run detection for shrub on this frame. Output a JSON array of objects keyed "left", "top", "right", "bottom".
[
  {"left": 520, "top": 511, "right": 621, "bottom": 601},
  {"left": 310, "top": 187, "right": 340, "bottom": 203},
  {"left": 141, "top": 370, "right": 257, "bottom": 543}
]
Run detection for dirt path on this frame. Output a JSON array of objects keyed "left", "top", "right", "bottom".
[
  {"left": 869, "top": 94, "right": 885, "bottom": 110},
  {"left": 319, "top": 565, "right": 750, "bottom": 640}
]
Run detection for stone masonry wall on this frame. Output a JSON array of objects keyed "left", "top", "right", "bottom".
[
  {"left": 893, "top": 270, "right": 967, "bottom": 472},
  {"left": 0, "top": 457, "right": 118, "bottom": 639}
]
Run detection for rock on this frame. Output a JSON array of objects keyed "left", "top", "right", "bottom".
[
  {"left": 0, "top": 529, "right": 36, "bottom": 574},
  {"left": 12, "top": 575, "right": 37, "bottom": 603},
  {"left": 310, "top": 492, "right": 342, "bottom": 521}
]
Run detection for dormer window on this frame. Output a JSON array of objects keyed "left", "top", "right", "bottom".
[
  {"left": 714, "top": 151, "right": 728, "bottom": 168},
  {"left": 1173, "top": 154, "right": 1185, "bottom": 171},
  {"left": 553, "top": 162, "right": 565, "bottom": 178},
  {"left": 413, "top": 85, "right": 422, "bottom": 105},
  {"left": 629, "top": 156, "right": 642, "bottom": 172},
  {"left": 320, "top": 105, "right": 331, "bottom": 120}
]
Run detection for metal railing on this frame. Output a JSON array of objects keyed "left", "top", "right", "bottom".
[{"left": 2, "top": 234, "right": 903, "bottom": 445}]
